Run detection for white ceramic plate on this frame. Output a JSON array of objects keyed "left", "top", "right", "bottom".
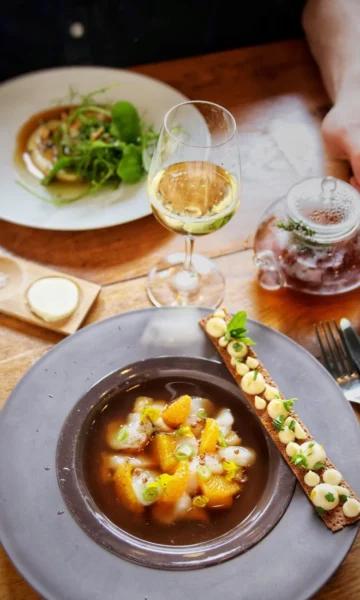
[{"left": 0, "top": 66, "right": 188, "bottom": 231}]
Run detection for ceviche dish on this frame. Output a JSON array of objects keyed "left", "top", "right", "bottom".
[
  {"left": 15, "top": 90, "right": 157, "bottom": 202},
  {"left": 84, "top": 378, "right": 268, "bottom": 545}
]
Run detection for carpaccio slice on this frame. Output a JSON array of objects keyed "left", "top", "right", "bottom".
[{"left": 200, "top": 310, "right": 360, "bottom": 532}]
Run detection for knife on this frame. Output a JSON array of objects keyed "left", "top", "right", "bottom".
[{"left": 340, "top": 318, "right": 360, "bottom": 373}]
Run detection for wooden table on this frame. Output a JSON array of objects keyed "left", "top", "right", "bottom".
[{"left": 0, "top": 40, "right": 359, "bottom": 600}]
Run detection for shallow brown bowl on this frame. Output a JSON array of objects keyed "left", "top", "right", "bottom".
[{"left": 56, "top": 356, "right": 295, "bottom": 570}]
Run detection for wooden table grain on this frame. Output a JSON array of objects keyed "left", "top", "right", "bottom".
[{"left": 0, "top": 40, "right": 359, "bottom": 600}]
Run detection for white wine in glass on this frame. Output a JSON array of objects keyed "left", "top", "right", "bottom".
[{"left": 147, "top": 101, "right": 240, "bottom": 307}]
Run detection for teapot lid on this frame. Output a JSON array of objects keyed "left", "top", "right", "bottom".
[{"left": 286, "top": 176, "right": 360, "bottom": 242}]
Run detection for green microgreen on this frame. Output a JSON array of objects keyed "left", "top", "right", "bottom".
[
  {"left": 325, "top": 492, "right": 335, "bottom": 502},
  {"left": 291, "top": 453, "right": 308, "bottom": 468},
  {"left": 283, "top": 398, "right": 296, "bottom": 412},
  {"left": 273, "top": 415, "right": 286, "bottom": 432},
  {"left": 142, "top": 481, "right": 161, "bottom": 503},
  {"left": 339, "top": 494, "right": 348, "bottom": 504},
  {"left": 175, "top": 443, "right": 195, "bottom": 461},
  {"left": 315, "top": 506, "right": 325, "bottom": 516},
  {"left": 288, "top": 419, "right": 296, "bottom": 432},
  {"left": 226, "top": 311, "right": 255, "bottom": 346},
  {"left": 312, "top": 461, "right": 325, "bottom": 471}
]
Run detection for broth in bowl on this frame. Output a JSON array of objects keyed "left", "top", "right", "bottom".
[{"left": 83, "top": 377, "right": 269, "bottom": 545}]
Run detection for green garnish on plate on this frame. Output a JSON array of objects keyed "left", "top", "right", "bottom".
[
  {"left": 273, "top": 415, "right": 286, "bottom": 431},
  {"left": 291, "top": 453, "right": 308, "bottom": 468},
  {"left": 325, "top": 492, "right": 335, "bottom": 502},
  {"left": 312, "top": 461, "right": 325, "bottom": 471},
  {"left": 225, "top": 311, "right": 255, "bottom": 346},
  {"left": 283, "top": 398, "right": 296, "bottom": 412}
]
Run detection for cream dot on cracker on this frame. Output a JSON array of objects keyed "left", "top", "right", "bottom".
[{"left": 205, "top": 317, "right": 227, "bottom": 338}]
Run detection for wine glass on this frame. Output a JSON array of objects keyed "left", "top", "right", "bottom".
[{"left": 147, "top": 100, "right": 240, "bottom": 307}]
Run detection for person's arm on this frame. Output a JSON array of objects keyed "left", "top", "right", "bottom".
[{"left": 303, "top": 0, "right": 360, "bottom": 186}]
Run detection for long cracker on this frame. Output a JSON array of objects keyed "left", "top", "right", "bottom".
[{"left": 200, "top": 311, "right": 360, "bottom": 532}]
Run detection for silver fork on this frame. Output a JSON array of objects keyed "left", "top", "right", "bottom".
[{"left": 315, "top": 320, "right": 360, "bottom": 405}]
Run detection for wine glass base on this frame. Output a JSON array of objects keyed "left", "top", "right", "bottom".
[{"left": 146, "top": 252, "right": 225, "bottom": 308}]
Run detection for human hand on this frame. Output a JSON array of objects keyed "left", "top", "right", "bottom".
[{"left": 321, "top": 101, "right": 360, "bottom": 190}]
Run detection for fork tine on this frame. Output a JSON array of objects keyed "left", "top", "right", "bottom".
[
  {"left": 336, "top": 322, "right": 357, "bottom": 376},
  {"left": 327, "top": 320, "right": 350, "bottom": 377},
  {"left": 320, "top": 321, "right": 342, "bottom": 378},
  {"left": 315, "top": 322, "right": 337, "bottom": 376}
]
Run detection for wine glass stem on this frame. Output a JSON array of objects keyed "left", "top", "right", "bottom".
[{"left": 183, "top": 235, "right": 195, "bottom": 271}]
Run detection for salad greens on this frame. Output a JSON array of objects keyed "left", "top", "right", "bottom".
[{"left": 40, "top": 90, "right": 157, "bottom": 197}]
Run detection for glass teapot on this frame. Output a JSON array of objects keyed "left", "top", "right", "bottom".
[{"left": 254, "top": 176, "right": 360, "bottom": 295}]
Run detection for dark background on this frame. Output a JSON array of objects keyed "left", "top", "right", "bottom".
[{"left": 0, "top": 0, "right": 305, "bottom": 82}]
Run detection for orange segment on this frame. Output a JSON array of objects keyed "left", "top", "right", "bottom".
[
  {"left": 199, "top": 418, "right": 220, "bottom": 454},
  {"left": 160, "top": 461, "right": 190, "bottom": 504},
  {"left": 151, "top": 501, "right": 176, "bottom": 525},
  {"left": 200, "top": 474, "right": 240, "bottom": 508},
  {"left": 153, "top": 433, "right": 178, "bottom": 473},
  {"left": 181, "top": 506, "right": 209, "bottom": 522},
  {"left": 162, "top": 395, "right": 192, "bottom": 427},
  {"left": 113, "top": 463, "right": 143, "bottom": 514}
]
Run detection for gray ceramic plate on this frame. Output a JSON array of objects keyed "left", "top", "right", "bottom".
[{"left": 0, "top": 307, "right": 359, "bottom": 600}]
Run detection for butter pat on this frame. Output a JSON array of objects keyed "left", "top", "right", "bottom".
[{"left": 26, "top": 276, "right": 79, "bottom": 322}]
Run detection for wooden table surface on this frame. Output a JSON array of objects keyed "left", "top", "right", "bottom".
[{"left": 0, "top": 39, "right": 359, "bottom": 600}]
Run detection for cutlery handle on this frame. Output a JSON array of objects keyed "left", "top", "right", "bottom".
[{"left": 341, "top": 321, "right": 360, "bottom": 373}]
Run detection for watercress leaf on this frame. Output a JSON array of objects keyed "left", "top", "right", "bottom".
[
  {"left": 41, "top": 156, "right": 78, "bottom": 186},
  {"left": 117, "top": 145, "right": 143, "bottom": 183},
  {"left": 111, "top": 101, "right": 141, "bottom": 143}
]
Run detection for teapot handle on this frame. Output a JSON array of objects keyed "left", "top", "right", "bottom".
[{"left": 254, "top": 250, "right": 285, "bottom": 291}]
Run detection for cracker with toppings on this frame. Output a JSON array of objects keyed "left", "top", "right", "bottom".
[{"left": 200, "top": 309, "right": 360, "bottom": 531}]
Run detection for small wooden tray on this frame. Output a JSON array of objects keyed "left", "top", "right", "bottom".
[{"left": 0, "top": 254, "right": 100, "bottom": 335}]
